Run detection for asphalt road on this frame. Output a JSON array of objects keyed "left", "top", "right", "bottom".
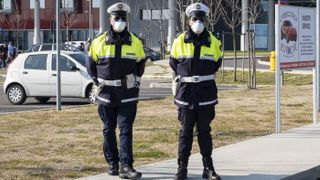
[{"left": 0, "top": 79, "right": 172, "bottom": 114}]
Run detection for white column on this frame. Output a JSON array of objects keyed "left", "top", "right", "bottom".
[
  {"left": 167, "top": 0, "right": 176, "bottom": 51},
  {"left": 33, "top": 0, "right": 41, "bottom": 45},
  {"left": 241, "top": 0, "right": 248, "bottom": 51},
  {"left": 99, "top": 0, "right": 107, "bottom": 33}
]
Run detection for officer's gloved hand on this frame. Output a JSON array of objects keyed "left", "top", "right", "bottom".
[{"left": 92, "top": 77, "right": 100, "bottom": 86}]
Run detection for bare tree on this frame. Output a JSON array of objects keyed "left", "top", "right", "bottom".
[
  {"left": 203, "top": 0, "right": 223, "bottom": 31},
  {"left": 176, "top": 0, "right": 192, "bottom": 31},
  {"left": 246, "top": 0, "right": 263, "bottom": 88},
  {"left": 62, "top": 0, "right": 79, "bottom": 42},
  {"left": 4, "top": 0, "right": 26, "bottom": 50},
  {"left": 221, "top": 0, "right": 241, "bottom": 82},
  {"left": 121, "top": 0, "right": 141, "bottom": 31}
]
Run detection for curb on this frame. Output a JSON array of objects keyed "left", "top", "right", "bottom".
[{"left": 282, "top": 165, "right": 320, "bottom": 180}]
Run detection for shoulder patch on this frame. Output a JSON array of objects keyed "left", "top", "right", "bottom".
[{"left": 175, "top": 31, "right": 186, "bottom": 38}]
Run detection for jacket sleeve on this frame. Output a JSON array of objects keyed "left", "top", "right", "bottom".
[
  {"left": 86, "top": 39, "right": 98, "bottom": 79},
  {"left": 213, "top": 39, "right": 223, "bottom": 73},
  {"left": 136, "top": 40, "right": 146, "bottom": 77},
  {"left": 169, "top": 38, "right": 178, "bottom": 73}
]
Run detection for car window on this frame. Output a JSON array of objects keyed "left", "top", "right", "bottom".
[
  {"left": 52, "top": 55, "right": 76, "bottom": 72},
  {"left": 32, "top": 45, "right": 40, "bottom": 52},
  {"left": 41, "top": 45, "right": 53, "bottom": 51},
  {"left": 24, "top": 54, "right": 47, "bottom": 70},
  {"left": 69, "top": 53, "right": 86, "bottom": 66},
  {"left": 144, "top": 47, "right": 151, "bottom": 52}
]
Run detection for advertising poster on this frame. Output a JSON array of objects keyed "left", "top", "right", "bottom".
[{"left": 276, "top": 5, "right": 316, "bottom": 69}]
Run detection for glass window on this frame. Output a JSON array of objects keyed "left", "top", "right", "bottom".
[
  {"left": 62, "top": 0, "right": 74, "bottom": 10},
  {"left": 41, "top": 44, "right": 53, "bottom": 51},
  {"left": 69, "top": 53, "right": 86, "bottom": 66},
  {"left": 92, "top": 0, "right": 99, "bottom": 8},
  {"left": 2, "top": 0, "right": 11, "bottom": 10},
  {"left": 30, "top": 0, "right": 45, "bottom": 9},
  {"left": 25, "top": 54, "right": 47, "bottom": 70},
  {"left": 52, "top": 55, "right": 76, "bottom": 71}
]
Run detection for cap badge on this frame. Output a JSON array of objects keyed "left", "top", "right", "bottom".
[
  {"left": 117, "top": 4, "right": 123, "bottom": 10},
  {"left": 196, "top": 4, "right": 201, "bottom": 9}
]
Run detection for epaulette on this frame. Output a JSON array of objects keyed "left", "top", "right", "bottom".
[
  {"left": 211, "top": 31, "right": 221, "bottom": 40},
  {"left": 131, "top": 32, "right": 139, "bottom": 38},
  {"left": 175, "top": 31, "right": 185, "bottom": 38},
  {"left": 94, "top": 31, "right": 107, "bottom": 39}
]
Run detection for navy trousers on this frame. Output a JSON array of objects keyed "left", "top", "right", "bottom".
[
  {"left": 178, "top": 107, "right": 215, "bottom": 159},
  {"left": 98, "top": 103, "right": 137, "bottom": 165}
]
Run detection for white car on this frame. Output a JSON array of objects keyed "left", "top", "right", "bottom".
[{"left": 3, "top": 51, "right": 95, "bottom": 105}]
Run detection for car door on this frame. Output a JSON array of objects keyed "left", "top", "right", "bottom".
[
  {"left": 49, "top": 54, "right": 82, "bottom": 97},
  {"left": 21, "top": 54, "right": 50, "bottom": 96}
]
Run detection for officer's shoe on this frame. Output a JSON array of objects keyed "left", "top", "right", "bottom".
[
  {"left": 174, "top": 158, "right": 188, "bottom": 180},
  {"left": 119, "top": 164, "right": 142, "bottom": 179},
  {"left": 202, "top": 157, "right": 221, "bottom": 180},
  {"left": 107, "top": 163, "right": 119, "bottom": 176}
]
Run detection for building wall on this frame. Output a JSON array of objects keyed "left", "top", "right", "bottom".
[{"left": 0, "top": 0, "right": 169, "bottom": 51}]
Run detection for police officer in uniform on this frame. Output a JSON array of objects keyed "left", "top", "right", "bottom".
[
  {"left": 86, "top": 3, "right": 145, "bottom": 179},
  {"left": 169, "top": 3, "right": 222, "bottom": 180}
]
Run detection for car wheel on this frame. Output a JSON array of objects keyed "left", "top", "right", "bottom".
[
  {"left": 7, "top": 84, "right": 27, "bottom": 105},
  {"left": 146, "top": 57, "right": 153, "bottom": 62},
  {"left": 88, "top": 85, "right": 96, "bottom": 104},
  {"left": 35, "top": 97, "right": 50, "bottom": 104}
]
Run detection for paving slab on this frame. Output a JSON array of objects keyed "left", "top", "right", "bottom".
[{"left": 77, "top": 124, "right": 320, "bottom": 180}]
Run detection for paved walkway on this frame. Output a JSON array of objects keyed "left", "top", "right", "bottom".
[{"left": 77, "top": 124, "right": 320, "bottom": 180}]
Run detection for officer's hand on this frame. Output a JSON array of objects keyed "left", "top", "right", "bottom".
[{"left": 92, "top": 77, "right": 100, "bottom": 86}]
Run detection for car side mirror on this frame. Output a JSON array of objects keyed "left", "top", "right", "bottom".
[{"left": 70, "top": 65, "right": 79, "bottom": 71}]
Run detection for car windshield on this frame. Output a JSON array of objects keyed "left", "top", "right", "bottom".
[{"left": 69, "top": 53, "right": 87, "bottom": 66}]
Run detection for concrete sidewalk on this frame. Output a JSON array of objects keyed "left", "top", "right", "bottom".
[{"left": 78, "top": 124, "right": 320, "bottom": 180}]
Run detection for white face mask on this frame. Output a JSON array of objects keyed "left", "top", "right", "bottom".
[
  {"left": 113, "top": 20, "right": 126, "bottom": 32},
  {"left": 191, "top": 20, "right": 204, "bottom": 35}
]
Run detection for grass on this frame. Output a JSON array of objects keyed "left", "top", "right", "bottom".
[
  {"left": 223, "top": 50, "right": 271, "bottom": 57},
  {"left": 0, "top": 79, "right": 315, "bottom": 179},
  {"left": 215, "top": 70, "right": 312, "bottom": 86}
]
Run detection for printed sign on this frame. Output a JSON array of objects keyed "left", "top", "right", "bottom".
[{"left": 276, "top": 5, "right": 316, "bottom": 69}]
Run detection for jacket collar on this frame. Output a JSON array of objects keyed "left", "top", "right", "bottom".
[
  {"left": 184, "top": 28, "right": 211, "bottom": 47},
  {"left": 106, "top": 26, "right": 132, "bottom": 45}
]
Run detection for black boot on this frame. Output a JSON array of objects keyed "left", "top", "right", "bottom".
[
  {"left": 107, "top": 163, "right": 119, "bottom": 176},
  {"left": 174, "top": 158, "right": 188, "bottom": 180},
  {"left": 119, "top": 164, "right": 142, "bottom": 179},
  {"left": 202, "top": 157, "right": 221, "bottom": 180}
]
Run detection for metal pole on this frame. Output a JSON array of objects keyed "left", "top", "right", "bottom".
[
  {"left": 89, "top": 0, "right": 93, "bottom": 39},
  {"left": 56, "top": 0, "right": 61, "bottom": 111},
  {"left": 167, "top": 0, "right": 176, "bottom": 51},
  {"left": 315, "top": 0, "right": 320, "bottom": 123},
  {"left": 99, "top": 0, "right": 107, "bottom": 33},
  {"left": 275, "top": 4, "right": 281, "bottom": 133},
  {"left": 33, "top": 0, "right": 41, "bottom": 45},
  {"left": 268, "top": 0, "right": 275, "bottom": 51}
]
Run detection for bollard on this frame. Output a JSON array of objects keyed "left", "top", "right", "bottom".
[{"left": 270, "top": 51, "right": 276, "bottom": 71}]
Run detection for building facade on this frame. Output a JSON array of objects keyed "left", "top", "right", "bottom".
[
  {"left": 0, "top": 0, "right": 169, "bottom": 50},
  {"left": 0, "top": 0, "right": 316, "bottom": 51}
]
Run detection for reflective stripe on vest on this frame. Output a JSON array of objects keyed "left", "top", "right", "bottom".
[
  {"left": 90, "top": 32, "right": 145, "bottom": 62},
  {"left": 170, "top": 32, "right": 222, "bottom": 61}
]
